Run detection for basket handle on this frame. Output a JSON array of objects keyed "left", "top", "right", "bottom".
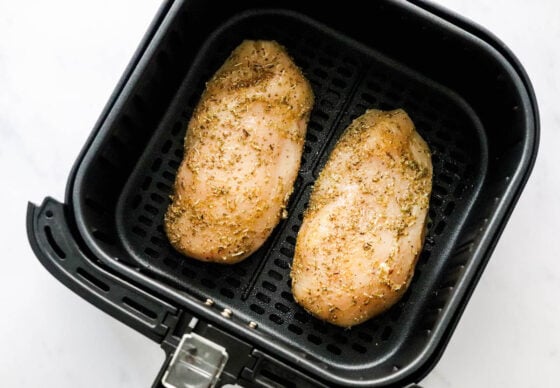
[{"left": 26, "top": 197, "right": 179, "bottom": 342}]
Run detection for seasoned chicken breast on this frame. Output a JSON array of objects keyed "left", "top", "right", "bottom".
[
  {"left": 291, "top": 109, "right": 432, "bottom": 327},
  {"left": 165, "top": 40, "right": 313, "bottom": 264}
]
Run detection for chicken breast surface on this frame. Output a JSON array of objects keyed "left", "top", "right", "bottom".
[
  {"left": 165, "top": 40, "right": 313, "bottom": 264},
  {"left": 291, "top": 109, "right": 432, "bottom": 327}
]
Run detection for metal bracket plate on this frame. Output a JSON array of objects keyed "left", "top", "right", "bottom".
[{"left": 162, "top": 333, "right": 229, "bottom": 388}]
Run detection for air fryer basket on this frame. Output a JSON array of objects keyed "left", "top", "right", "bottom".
[
  {"left": 115, "top": 7, "right": 487, "bottom": 377},
  {"left": 27, "top": 1, "right": 538, "bottom": 387}
]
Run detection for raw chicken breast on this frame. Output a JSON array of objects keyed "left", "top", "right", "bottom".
[
  {"left": 165, "top": 40, "right": 314, "bottom": 263},
  {"left": 291, "top": 109, "right": 432, "bottom": 327}
]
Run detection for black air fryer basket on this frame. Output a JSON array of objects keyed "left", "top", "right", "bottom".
[{"left": 27, "top": 1, "right": 538, "bottom": 386}]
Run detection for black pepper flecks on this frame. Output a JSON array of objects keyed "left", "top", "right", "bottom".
[
  {"left": 165, "top": 40, "right": 314, "bottom": 264},
  {"left": 291, "top": 109, "right": 432, "bottom": 327}
]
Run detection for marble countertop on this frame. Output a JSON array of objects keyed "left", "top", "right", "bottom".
[{"left": 1, "top": 1, "right": 557, "bottom": 387}]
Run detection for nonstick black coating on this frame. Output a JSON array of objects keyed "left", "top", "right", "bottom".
[
  {"left": 116, "top": 9, "right": 485, "bottom": 370},
  {"left": 68, "top": 2, "right": 537, "bottom": 385}
]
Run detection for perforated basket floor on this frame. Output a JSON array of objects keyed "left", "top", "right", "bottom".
[{"left": 111, "top": 10, "right": 486, "bottom": 370}]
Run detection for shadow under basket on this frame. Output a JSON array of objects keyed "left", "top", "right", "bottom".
[{"left": 27, "top": 1, "right": 538, "bottom": 387}]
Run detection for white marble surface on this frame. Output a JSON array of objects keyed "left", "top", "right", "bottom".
[{"left": 0, "top": 1, "right": 558, "bottom": 387}]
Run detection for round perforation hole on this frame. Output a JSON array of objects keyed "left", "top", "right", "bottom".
[
  {"left": 294, "top": 312, "right": 309, "bottom": 324},
  {"left": 380, "top": 327, "right": 393, "bottom": 341},
  {"left": 327, "top": 344, "right": 342, "bottom": 355},
  {"left": 262, "top": 281, "right": 277, "bottom": 292},
  {"left": 312, "top": 110, "right": 329, "bottom": 122},
  {"left": 144, "top": 247, "right": 159, "bottom": 258},
  {"left": 428, "top": 208, "right": 437, "bottom": 220},
  {"left": 352, "top": 343, "right": 367, "bottom": 354},
  {"left": 279, "top": 247, "right": 293, "bottom": 258},
  {"left": 285, "top": 236, "right": 296, "bottom": 246},
  {"left": 144, "top": 204, "right": 158, "bottom": 215},
  {"left": 150, "top": 236, "right": 166, "bottom": 248},
  {"left": 162, "top": 171, "right": 175, "bottom": 181},
  {"left": 156, "top": 182, "right": 171, "bottom": 193},
  {"left": 308, "top": 120, "right": 324, "bottom": 133},
  {"left": 150, "top": 193, "right": 165, "bottom": 204},
  {"left": 274, "top": 256, "right": 291, "bottom": 269},
  {"left": 280, "top": 291, "right": 293, "bottom": 302},
  {"left": 138, "top": 215, "right": 152, "bottom": 227},
  {"left": 307, "top": 334, "right": 322, "bottom": 345},
  {"left": 161, "top": 140, "right": 172, "bottom": 154},
  {"left": 431, "top": 196, "right": 443, "bottom": 207},
  {"left": 444, "top": 202, "right": 456, "bottom": 216},
  {"left": 306, "top": 132, "right": 319, "bottom": 143},
  {"left": 141, "top": 177, "right": 152, "bottom": 190},
  {"left": 173, "top": 148, "right": 183, "bottom": 159},
  {"left": 320, "top": 98, "right": 334, "bottom": 110},
  {"left": 434, "top": 220, "right": 447, "bottom": 236},
  {"left": 250, "top": 304, "right": 264, "bottom": 315},
  {"left": 358, "top": 332, "right": 374, "bottom": 343},
  {"left": 256, "top": 292, "right": 271, "bottom": 303},
  {"left": 168, "top": 159, "right": 180, "bottom": 169},
  {"left": 150, "top": 159, "right": 162, "bottom": 173},
  {"left": 275, "top": 302, "right": 290, "bottom": 314},
  {"left": 418, "top": 250, "right": 431, "bottom": 265},
  {"left": 270, "top": 314, "right": 284, "bottom": 325},
  {"left": 288, "top": 324, "right": 303, "bottom": 335},
  {"left": 268, "top": 270, "right": 283, "bottom": 281}
]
